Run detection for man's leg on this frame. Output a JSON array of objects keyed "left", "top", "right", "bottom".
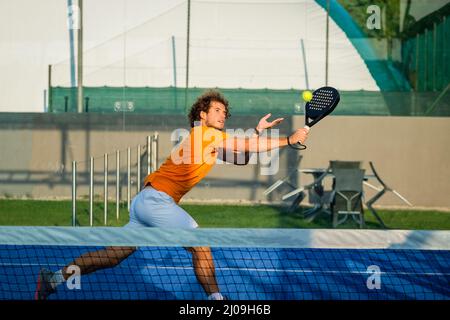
[
  {"left": 186, "top": 246, "right": 222, "bottom": 299},
  {"left": 35, "top": 246, "right": 136, "bottom": 300},
  {"left": 62, "top": 246, "right": 136, "bottom": 278},
  {"left": 132, "top": 187, "right": 224, "bottom": 299}
]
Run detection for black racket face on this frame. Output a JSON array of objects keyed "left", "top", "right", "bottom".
[{"left": 305, "top": 86, "right": 340, "bottom": 127}]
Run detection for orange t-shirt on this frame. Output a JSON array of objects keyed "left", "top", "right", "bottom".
[{"left": 143, "top": 125, "right": 229, "bottom": 203}]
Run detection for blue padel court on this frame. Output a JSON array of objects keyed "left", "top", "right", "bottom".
[{"left": 0, "top": 246, "right": 449, "bottom": 300}]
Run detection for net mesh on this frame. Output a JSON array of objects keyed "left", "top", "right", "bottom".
[
  {"left": 0, "top": 227, "right": 449, "bottom": 300},
  {"left": 49, "top": 87, "right": 450, "bottom": 116}
]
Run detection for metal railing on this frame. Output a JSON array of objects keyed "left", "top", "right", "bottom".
[{"left": 71, "top": 132, "right": 159, "bottom": 226}]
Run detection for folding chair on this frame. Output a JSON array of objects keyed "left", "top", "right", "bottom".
[
  {"left": 303, "top": 178, "right": 334, "bottom": 222},
  {"left": 331, "top": 168, "right": 366, "bottom": 228},
  {"left": 302, "top": 160, "right": 362, "bottom": 222},
  {"left": 330, "top": 160, "right": 362, "bottom": 170},
  {"left": 263, "top": 155, "right": 304, "bottom": 208},
  {"left": 363, "top": 161, "right": 413, "bottom": 229},
  {"left": 270, "top": 166, "right": 334, "bottom": 219}
]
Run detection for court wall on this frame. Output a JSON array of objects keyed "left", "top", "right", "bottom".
[{"left": 0, "top": 113, "right": 449, "bottom": 209}]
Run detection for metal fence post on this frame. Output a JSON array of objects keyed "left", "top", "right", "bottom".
[
  {"left": 72, "top": 161, "right": 77, "bottom": 226},
  {"left": 137, "top": 145, "right": 141, "bottom": 193},
  {"left": 147, "top": 135, "right": 151, "bottom": 174},
  {"left": 89, "top": 156, "right": 94, "bottom": 227},
  {"left": 152, "top": 132, "right": 159, "bottom": 173},
  {"left": 104, "top": 153, "right": 108, "bottom": 226},
  {"left": 116, "top": 150, "right": 120, "bottom": 220},
  {"left": 127, "top": 147, "right": 131, "bottom": 212}
]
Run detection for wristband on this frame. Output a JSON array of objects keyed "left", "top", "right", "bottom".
[
  {"left": 287, "top": 136, "right": 306, "bottom": 150},
  {"left": 287, "top": 136, "right": 296, "bottom": 149}
]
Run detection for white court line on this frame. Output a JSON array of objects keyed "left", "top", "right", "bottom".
[
  {"left": 1, "top": 263, "right": 449, "bottom": 277},
  {"left": 141, "top": 266, "right": 450, "bottom": 277}
]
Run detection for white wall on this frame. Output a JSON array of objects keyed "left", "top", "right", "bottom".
[
  {"left": 0, "top": 0, "right": 184, "bottom": 112},
  {"left": 0, "top": 0, "right": 380, "bottom": 112}
]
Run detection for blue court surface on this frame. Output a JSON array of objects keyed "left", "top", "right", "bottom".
[{"left": 0, "top": 246, "right": 449, "bottom": 300}]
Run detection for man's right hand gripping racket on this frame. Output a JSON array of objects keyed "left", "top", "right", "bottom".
[{"left": 289, "top": 86, "right": 340, "bottom": 150}]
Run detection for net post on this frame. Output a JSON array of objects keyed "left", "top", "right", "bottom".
[
  {"left": 127, "top": 147, "right": 131, "bottom": 212},
  {"left": 89, "top": 156, "right": 94, "bottom": 227},
  {"left": 64, "top": 96, "right": 69, "bottom": 113},
  {"left": 171, "top": 35, "right": 178, "bottom": 110},
  {"left": 116, "top": 150, "right": 120, "bottom": 221},
  {"left": 104, "top": 153, "right": 108, "bottom": 226},
  {"left": 77, "top": 0, "right": 83, "bottom": 114},
  {"left": 72, "top": 160, "right": 77, "bottom": 227},
  {"left": 85, "top": 97, "right": 89, "bottom": 113},
  {"left": 325, "top": 0, "right": 330, "bottom": 86},
  {"left": 424, "top": 28, "right": 428, "bottom": 91},
  {"left": 185, "top": 0, "right": 191, "bottom": 112},
  {"left": 137, "top": 144, "right": 141, "bottom": 193},
  {"left": 432, "top": 22, "right": 437, "bottom": 91},
  {"left": 48, "top": 64, "right": 53, "bottom": 113},
  {"left": 415, "top": 34, "right": 420, "bottom": 91},
  {"left": 147, "top": 135, "right": 151, "bottom": 174},
  {"left": 171, "top": 35, "right": 177, "bottom": 88}
]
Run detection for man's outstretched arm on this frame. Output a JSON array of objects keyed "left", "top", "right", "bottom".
[
  {"left": 217, "top": 113, "right": 288, "bottom": 165},
  {"left": 220, "top": 128, "right": 309, "bottom": 154}
]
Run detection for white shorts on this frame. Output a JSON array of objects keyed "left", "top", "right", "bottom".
[{"left": 124, "top": 186, "right": 199, "bottom": 229}]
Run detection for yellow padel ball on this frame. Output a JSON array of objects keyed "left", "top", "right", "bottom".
[{"left": 302, "top": 90, "right": 313, "bottom": 102}]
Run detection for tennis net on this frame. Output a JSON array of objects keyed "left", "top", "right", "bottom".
[{"left": 0, "top": 227, "right": 449, "bottom": 300}]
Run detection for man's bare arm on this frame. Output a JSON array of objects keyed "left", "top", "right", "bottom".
[{"left": 220, "top": 128, "right": 308, "bottom": 153}]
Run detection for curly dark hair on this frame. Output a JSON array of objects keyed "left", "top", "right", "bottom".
[{"left": 188, "top": 89, "right": 231, "bottom": 127}]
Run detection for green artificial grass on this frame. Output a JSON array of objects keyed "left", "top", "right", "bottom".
[{"left": 0, "top": 199, "right": 449, "bottom": 230}]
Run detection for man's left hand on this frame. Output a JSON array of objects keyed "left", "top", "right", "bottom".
[{"left": 256, "top": 113, "right": 284, "bottom": 133}]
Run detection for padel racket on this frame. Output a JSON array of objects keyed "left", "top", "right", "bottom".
[{"left": 290, "top": 86, "right": 340, "bottom": 150}]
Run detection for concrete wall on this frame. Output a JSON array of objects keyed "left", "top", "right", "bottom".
[{"left": 0, "top": 113, "right": 449, "bottom": 209}]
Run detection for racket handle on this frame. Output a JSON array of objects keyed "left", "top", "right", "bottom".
[
  {"left": 289, "top": 126, "right": 310, "bottom": 150},
  {"left": 295, "top": 126, "right": 309, "bottom": 149}
]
